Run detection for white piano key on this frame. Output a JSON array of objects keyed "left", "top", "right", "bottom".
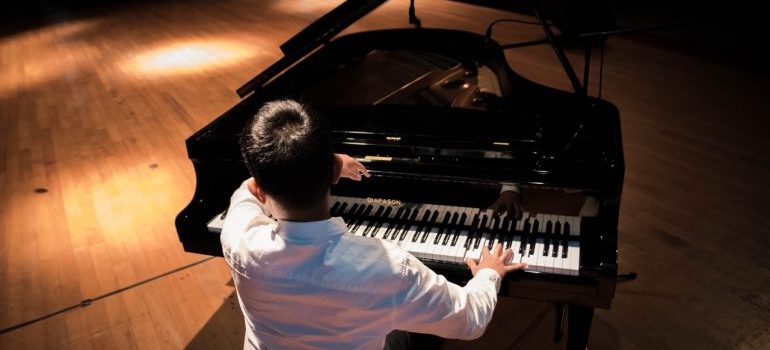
[
  {"left": 413, "top": 205, "right": 438, "bottom": 260},
  {"left": 465, "top": 213, "right": 488, "bottom": 262},
  {"left": 541, "top": 214, "right": 556, "bottom": 273},
  {"left": 516, "top": 215, "right": 526, "bottom": 231},
  {"left": 553, "top": 244, "right": 565, "bottom": 275},
  {"left": 429, "top": 206, "right": 450, "bottom": 261},
  {"left": 426, "top": 206, "right": 450, "bottom": 261},
  {"left": 436, "top": 207, "right": 459, "bottom": 262},
  {"left": 568, "top": 216, "right": 581, "bottom": 236},
  {"left": 508, "top": 235, "right": 522, "bottom": 265},
  {"left": 531, "top": 238, "right": 545, "bottom": 272},
  {"left": 567, "top": 241, "right": 580, "bottom": 276},
  {"left": 351, "top": 220, "right": 369, "bottom": 236},
  {"left": 207, "top": 211, "right": 226, "bottom": 233},
  {"left": 395, "top": 206, "right": 420, "bottom": 249},
  {"left": 449, "top": 208, "right": 475, "bottom": 263},
  {"left": 330, "top": 196, "right": 585, "bottom": 276}
]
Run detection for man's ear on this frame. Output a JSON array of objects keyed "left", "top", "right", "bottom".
[{"left": 247, "top": 178, "right": 267, "bottom": 204}]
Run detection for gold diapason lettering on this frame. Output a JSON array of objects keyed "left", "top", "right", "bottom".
[{"left": 366, "top": 197, "right": 402, "bottom": 206}]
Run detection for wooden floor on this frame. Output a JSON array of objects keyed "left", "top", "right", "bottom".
[{"left": 1, "top": 0, "right": 769, "bottom": 349}]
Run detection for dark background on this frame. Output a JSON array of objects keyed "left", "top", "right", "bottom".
[{"left": 4, "top": 0, "right": 765, "bottom": 73}]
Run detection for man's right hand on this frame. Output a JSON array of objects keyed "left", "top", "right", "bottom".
[
  {"left": 465, "top": 243, "right": 527, "bottom": 277},
  {"left": 332, "top": 153, "right": 371, "bottom": 183}
]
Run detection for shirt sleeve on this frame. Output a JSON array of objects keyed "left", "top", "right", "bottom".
[
  {"left": 393, "top": 254, "right": 501, "bottom": 340},
  {"left": 221, "top": 179, "right": 272, "bottom": 246},
  {"left": 500, "top": 182, "right": 520, "bottom": 194}
]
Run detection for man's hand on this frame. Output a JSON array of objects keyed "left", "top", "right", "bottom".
[
  {"left": 333, "top": 153, "right": 371, "bottom": 183},
  {"left": 465, "top": 243, "right": 527, "bottom": 277},
  {"left": 489, "top": 190, "right": 523, "bottom": 219}
]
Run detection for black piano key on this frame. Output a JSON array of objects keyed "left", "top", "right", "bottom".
[
  {"left": 552, "top": 221, "right": 562, "bottom": 257},
  {"left": 543, "top": 221, "right": 553, "bottom": 256},
  {"left": 347, "top": 203, "right": 367, "bottom": 229},
  {"left": 383, "top": 207, "right": 405, "bottom": 240},
  {"left": 487, "top": 215, "right": 500, "bottom": 250},
  {"left": 529, "top": 219, "right": 539, "bottom": 256},
  {"left": 351, "top": 205, "right": 373, "bottom": 233},
  {"left": 420, "top": 210, "right": 439, "bottom": 243},
  {"left": 342, "top": 203, "right": 359, "bottom": 222},
  {"left": 412, "top": 210, "right": 431, "bottom": 242},
  {"left": 399, "top": 208, "right": 420, "bottom": 241},
  {"left": 392, "top": 207, "right": 410, "bottom": 240},
  {"left": 330, "top": 201, "right": 340, "bottom": 216},
  {"left": 562, "top": 222, "right": 570, "bottom": 258},
  {"left": 361, "top": 206, "right": 384, "bottom": 237},
  {"left": 503, "top": 217, "right": 514, "bottom": 249},
  {"left": 393, "top": 208, "right": 413, "bottom": 241},
  {"left": 334, "top": 202, "right": 348, "bottom": 218},
  {"left": 450, "top": 213, "right": 467, "bottom": 246},
  {"left": 434, "top": 212, "right": 452, "bottom": 245},
  {"left": 474, "top": 215, "right": 488, "bottom": 249},
  {"left": 392, "top": 208, "right": 412, "bottom": 240},
  {"left": 464, "top": 214, "right": 480, "bottom": 249},
  {"left": 369, "top": 206, "right": 392, "bottom": 238},
  {"left": 519, "top": 219, "right": 531, "bottom": 254},
  {"left": 442, "top": 212, "right": 459, "bottom": 245}
]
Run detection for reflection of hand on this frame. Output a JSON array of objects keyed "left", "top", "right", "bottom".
[
  {"left": 333, "top": 154, "right": 371, "bottom": 183},
  {"left": 489, "top": 190, "right": 523, "bottom": 219},
  {"left": 465, "top": 243, "right": 527, "bottom": 277}
]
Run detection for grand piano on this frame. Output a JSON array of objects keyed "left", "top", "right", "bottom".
[{"left": 176, "top": 1, "right": 624, "bottom": 349}]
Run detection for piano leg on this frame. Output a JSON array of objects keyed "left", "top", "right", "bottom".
[{"left": 566, "top": 304, "right": 594, "bottom": 350}]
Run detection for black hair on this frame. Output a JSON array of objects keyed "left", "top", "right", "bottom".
[{"left": 239, "top": 99, "right": 334, "bottom": 210}]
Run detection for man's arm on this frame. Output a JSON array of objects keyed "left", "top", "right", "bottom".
[
  {"left": 221, "top": 179, "right": 273, "bottom": 240},
  {"left": 333, "top": 153, "right": 371, "bottom": 183},
  {"left": 394, "top": 245, "right": 526, "bottom": 340}
]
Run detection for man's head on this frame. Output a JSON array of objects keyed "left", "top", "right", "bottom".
[{"left": 240, "top": 100, "right": 334, "bottom": 211}]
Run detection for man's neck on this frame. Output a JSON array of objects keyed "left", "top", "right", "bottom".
[
  {"left": 270, "top": 201, "right": 330, "bottom": 222},
  {"left": 281, "top": 209, "right": 330, "bottom": 222}
]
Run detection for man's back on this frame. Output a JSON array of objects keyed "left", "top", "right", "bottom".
[
  {"left": 225, "top": 100, "right": 525, "bottom": 349},
  {"left": 222, "top": 181, "right": 502, "bottom": 350}
]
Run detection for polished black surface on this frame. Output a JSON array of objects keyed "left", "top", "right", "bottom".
[{"left": 176, "top": 3, "right": 623, "bottom": 337}]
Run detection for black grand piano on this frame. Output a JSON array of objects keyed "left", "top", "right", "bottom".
[{"left": 176, "top": 1, "right": 624, "bottom": 349}]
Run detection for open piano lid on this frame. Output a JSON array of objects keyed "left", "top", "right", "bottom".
[
  {"left": 236, "top": 0, "right": 388, "bottom": 97},
  {"left": 236, "top": 0, "right": 541, "bottom": 98}
]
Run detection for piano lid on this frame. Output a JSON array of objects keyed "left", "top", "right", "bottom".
[
  {"left": 237, "top": 0, "right": 387, "bottom": 97},
  {"left": 236, "top": 0, "right": 548, "bottom": 98}
]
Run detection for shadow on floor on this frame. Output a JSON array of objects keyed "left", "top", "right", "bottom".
[{"left": 184, "top": 290, "right": 245, "bottom": 350}]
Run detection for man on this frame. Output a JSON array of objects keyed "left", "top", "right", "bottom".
[{"left": 221, "top": 99, "right": 527, "bottom": 350}]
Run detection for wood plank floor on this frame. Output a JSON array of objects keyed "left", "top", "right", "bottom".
[{"left": 1, "top": 0, "right": 769, "bottom": 349}]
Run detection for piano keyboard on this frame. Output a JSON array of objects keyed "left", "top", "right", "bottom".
[{"left": 207, "top": 196, "right": 583, "bottom": 276}]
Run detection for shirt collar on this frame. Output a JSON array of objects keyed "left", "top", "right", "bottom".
[{"left": 275, "top": 216, "right": 347, "bottom": 241}]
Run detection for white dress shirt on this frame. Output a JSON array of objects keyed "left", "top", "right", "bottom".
[{"left": 221, "top": 180, "right": 502, "bottom": 350}]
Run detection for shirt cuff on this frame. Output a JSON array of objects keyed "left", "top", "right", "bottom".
[
  {"left": 473, "top": 268, "right": 502, "bottom": 293},
  {"left": 500, "top": 183, "right": 520, "bottom": 194}
]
